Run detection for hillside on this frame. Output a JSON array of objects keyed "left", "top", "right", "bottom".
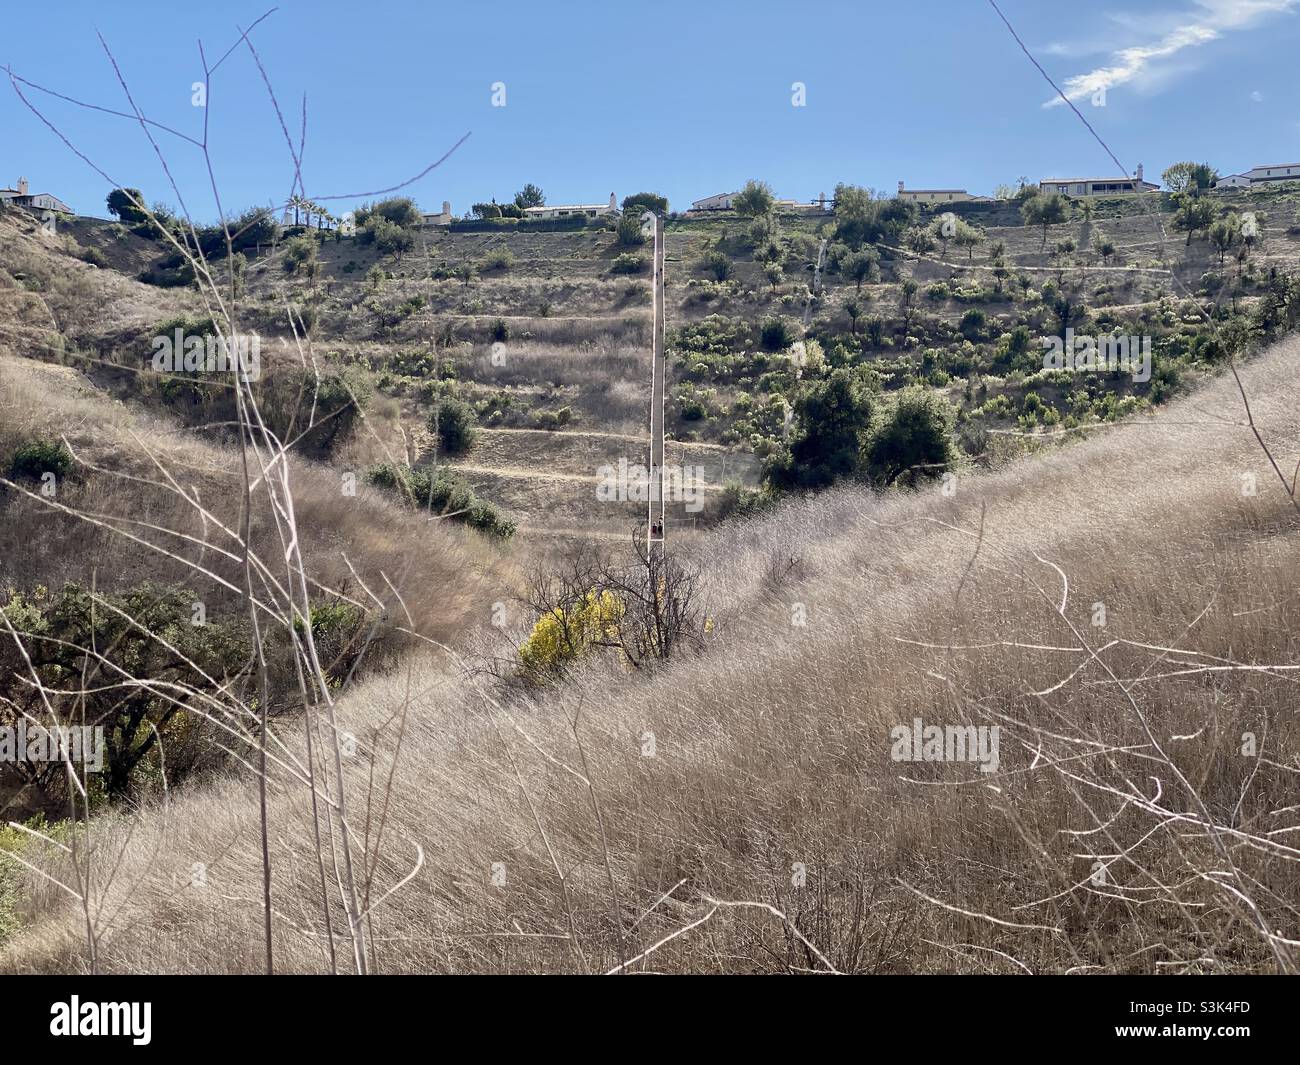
[
  {"left": 3, "top": 328, "right": 1298, "bottom": 973},
  {"left": 3, "top": 176, "right": 1300, "bottom": 975},
  {"left": 9, "top": 182, "right": 1300, "bottom": 542}
]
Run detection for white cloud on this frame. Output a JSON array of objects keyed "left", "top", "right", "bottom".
[
  {"left": 1250, "top": 88, "right": 1265, "bottom": 100},
  {"left": 1045, "top": 1, "right": 1298, "bottom": 107}
]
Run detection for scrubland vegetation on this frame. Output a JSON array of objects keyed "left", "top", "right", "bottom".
[{"left": 4, "top": 130, "right": 1300, "bottom": 974}]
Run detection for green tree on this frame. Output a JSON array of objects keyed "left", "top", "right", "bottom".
[
  {"left": 370, "top": 217, "right": 414, "bottom": 262},
  {"left": 282, "top": 234, "right": 319, "bottom": 275},
  {"left": 842, "top": 248, "right": 879, "bottom": 291},
  {"left": 865, "top": 387, "right": 957, "bottom": 487},
  {"left": 514, "top": 184, "right": 546, "bottom": 209},
  {"left": 1173, "top": 194, "right": 1215, "bottom": 245},
  {"left": 1022, "top": 193, "right": 1068, "bottom": 249},
  {"left": 106, "top": 188, "right": 148, "bottom": 224},
  {"left": 1208, "top": 214, "right": 1241, "bottom": 265},
  {"left": 0, "top": 582, "right": 251, "bottom": 797},
  {"left": 770, "top": 369, "right": 877, "bottom": 490},
  {"left": 905, "top": 226, "right": 935, "bottom": 255},
  {"left": 954, "top": 219, "right": 984, "bottom": 261},
  {"left": 899, "top": 278, "right": 919, "bottom": 338},
  {"left": 844, "top": 297, "right": 865, "bottom": 334},
  {"left": 732, "top": 179, "right": 776, "bottom": 218},
  {"left": 1162, "top": 161, "right": 1217, "bottom": 198},
  {"left": 355, "top": 197, "right": 421, "bottom": 229},
  {"left": 622, "top": 192, "right": 668, "bottom": 215}
]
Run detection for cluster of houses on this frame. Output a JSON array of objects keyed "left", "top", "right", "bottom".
[
  {"left": 1213, "top": 163, "right": 1300, "bottom": 189},
  {"left": 381, "top": 164, "right": 1300, "bottom": 225},
  {"left": 9, "top": 158, "right": 1300, "bottom": 231}
]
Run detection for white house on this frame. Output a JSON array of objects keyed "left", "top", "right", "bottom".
[
  {"left": 523, "top": 193, "right": 619, "bottom": 220},
  {"left": 1039, "top": 164, "right": 1159, "bottom": 197},
  {"left": 0, "top": 176, "right": 72, "bottom": 214},
  {"left": 690, "top": 190, "right": 805, "bottom": 212},
  {"left": 421, "top": 200, "right": 454, "bottom": 226},
  {"left": 691, "top": 191, "right": 735, "bottom": 211},
  {"left": 896, "top": 181, "right": 980, "bottom": 204},
  {"left": 1214, "top": 163, "right": 1300, "bottom": 189}
]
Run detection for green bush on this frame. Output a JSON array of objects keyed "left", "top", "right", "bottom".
[
  {"left": 282, "top": 234, "right": 319, "bottom": 275},
  {"left": 365, "top": 463, "right": 514, "bottom": 538},
  {"left": 0, "top": 582, "right": 251, "bottom": 798},
  {"left": 293, "top": 599, "right": 368, "bottom": 684},
  {"left": 699, "top": 251, "right": 732, "bottom": 281},
  {"left": 429, "top": 397, "right": 477, "bottom": 455},
  {"left": 611, "top": 253, "right": 645, "bottom": 275},
  {"left": 481, "top": 247, "right": 515, "bottom": 272},
  {"left": 615, "top": 213, "right": 647, "bottom": 247},
  {"left": 760, "top": 317, "right": 795, "bottom": 352},
  {"left": 9, "top": 439, "right": 73, "bottom": 482}
]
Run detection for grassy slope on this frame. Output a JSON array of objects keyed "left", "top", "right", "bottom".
[{"left": 5, "top": 329, "right": 1298, "bottom": 974}]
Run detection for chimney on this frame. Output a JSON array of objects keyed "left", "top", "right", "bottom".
[
  {"left": 17, "top": 176, "right": 28, "bottom": 196},
  {"left": 1136, "top": 163, "right": 1144, "bottom": 182},
  {"left": 898, "top": 180, "right": 905, "bottom": 193},
  {"left": 442, "top": 200, "right": 451, "bottom": 216},
  {"left": 610, "top": 192, "right": 617, "bottom": 210}
]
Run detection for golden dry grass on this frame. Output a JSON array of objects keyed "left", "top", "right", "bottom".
[{"left": 4, "top": 329, "right": 1299, "bottom": 974}]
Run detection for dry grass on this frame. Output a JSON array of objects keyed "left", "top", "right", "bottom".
[
  {"left": 4, "top": 330, "right": 1298, "bottom": 974},
  {"left": 0, "top": 354, "right": 505, "bottom": 640}
]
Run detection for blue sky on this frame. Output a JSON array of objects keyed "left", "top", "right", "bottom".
[{"left": 3, "top": 0, "right": 1299, "bottom": 220}]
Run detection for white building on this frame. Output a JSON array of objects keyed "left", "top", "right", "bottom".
[
  {"left": 523, "top": 193, "right": 619, "bottom": 220},
  {"left": 1214, "top": 163, "right": 1300, "bottom": 189},
  {"left": 421, "top": 200, "right": 454, "bottom": 226},
  {"left": 1038, "top": 164, "right": 1159, "bottom": 197},
  {"left": 690, "top": 190, "right": 804, "bottom": 212},
  {"left": 896, "top": 181, "right": 979, "bottom": 204},
  {"left": 691, "top": 191, "right": 735, "bottom": 211},
  {"left": 0, "top": 176, "right": 72, "bottom": 214}
]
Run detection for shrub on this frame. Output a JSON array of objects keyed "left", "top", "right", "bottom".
[
  {"left": 518, "top": 590, "right": 624, "bottom": 677},
  {"left": 429, "top": 397, "right": 477, "bottom": 455},
  {"left": 959, "top": 308, "right": 988, "bottom": 341},
  {"left": 0, "top": 582, "right": 251, "bottom": 798},
  {"left": 283, "top": 234, "right": 318, "bottom": 275},
  {"left": 293, "top": 600, "right": 369, "bottom": 684},
  {"left": 611, "top": 253, "right": 645, "bottom": 275},
  {"left": 699, "top": 251, "right": 732, "bottom": 281},
  {"left": 615, "top": 213, "right": 647, "bottom": 247},
  {"left": 481, "top": 247, "right": 514, "bottom": 272},
  {"left": 490, "top": 318, "right": 510, "bottom": 343},
  {"left": 9, "top": 439, "right": 73, "bottom": 482},
  {"left": 760, "top": 317, "right": 795, "bottom": 352},
  {"left": 365, "top": 463, "right": 514, "bottom": 538}
]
